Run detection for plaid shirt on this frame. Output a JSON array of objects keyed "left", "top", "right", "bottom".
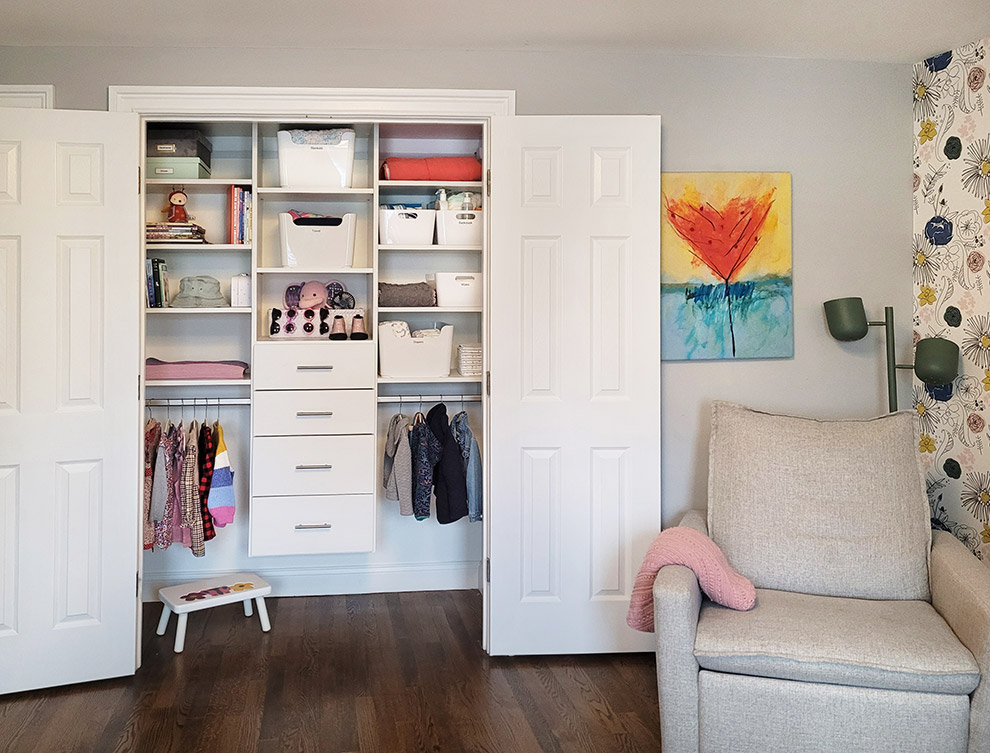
[{"left": 198, "top": 423, "right": 217, "bottom": 542}]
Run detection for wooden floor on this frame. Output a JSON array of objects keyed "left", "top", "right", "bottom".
[{"left": 0, "top": 591, "right": 663, "bottom": 753}]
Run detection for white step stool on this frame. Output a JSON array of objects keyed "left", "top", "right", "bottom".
[{"left": 156, "top": 572, "right": 272, "bottom": 653}]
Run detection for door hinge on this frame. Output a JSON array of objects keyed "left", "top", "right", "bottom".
[
  {"left": 137, "top": 165, "right": 141, "bottom": 192},
  {"left": 486, "top": 371, "right": 490, "bottom": 396},
  {"left": 486, "top": 169, "right": 491, "bottom": 197},
  {"left": 486, "top": 557, "right": 490, "bottom": 583},
  {"left": 137, "top": 373, "right": 141, "bottom": 399},
  {"left": 136, "top": 571, "right": 140, "bottom": 598}
]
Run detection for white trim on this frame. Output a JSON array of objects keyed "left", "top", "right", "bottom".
[
  {"left": 0, "top": 85, "right": 54, "bottom": 109},
  {"left": 142, "top": 560, "right": 483, "bottom": 600},
  {"left": 108, "top": 86, "right": 515, "bottom": 119}
]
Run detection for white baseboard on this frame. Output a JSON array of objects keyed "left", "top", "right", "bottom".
[{"left": 141, "top": 560, "right": 483, "bottom": 601}]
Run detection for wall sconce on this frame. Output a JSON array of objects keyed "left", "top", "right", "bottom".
[{"left": 823, "top": 296, "right": 959, "bottom": 413}]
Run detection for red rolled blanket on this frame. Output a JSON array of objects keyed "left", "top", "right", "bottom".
[{"left": 381, "top": 156, "right": 483, "bottom": 181}]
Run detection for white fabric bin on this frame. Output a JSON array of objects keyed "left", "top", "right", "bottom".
[
  {"left": 436, "top": 208, "right": 483, "bottom": 245},
  {"left": 428, "top": 272, "right": 483, "bottom": 308},
  {"left": 278, "top": 213, "right": 355, "bottom": 268},
  {"left": 277, "top": 129, "right": 356, "bottom": 188},
  {"left": 379, "top": 208, "right": 436, "bottom": 245},
  {"left": 378, "top": 321, "right": 453, "bottom": 378}
]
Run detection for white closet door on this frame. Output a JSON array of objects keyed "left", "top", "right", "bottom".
[
  {"left": 0, "top": 108, "right": 141, "bottom": 693},
  {"left": 488, "top": 115, "right": 661, "bottom": 655}
]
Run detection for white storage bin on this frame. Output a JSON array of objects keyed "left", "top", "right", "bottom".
[
  {"left": 436, "top": 208, "right": 483, "bottom": 245},
  {"left": 278, "top": 212, "right": 356, "bottom": 268},
  {"left": 428, "top": 272, "right": 483, "bottom": 308},
  {"left": 277, "top": 129, "right": 356, "bottom": 188},
  {"left": 379, "top": 208, "right": 436, "bottom": 245},
  {"left": 378, "top": 321, "right": 453, "bottom": 378}
]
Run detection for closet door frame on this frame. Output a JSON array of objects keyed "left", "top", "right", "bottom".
[{"left": 110, "top": 86, "right": 513, "bottom": 652}]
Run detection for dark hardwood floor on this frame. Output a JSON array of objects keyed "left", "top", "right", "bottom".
[{"left": 0, "top": 591, "right": 663, "bottom": 752}]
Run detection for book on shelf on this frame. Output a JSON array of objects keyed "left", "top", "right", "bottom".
[
  {"left": 150, "top": 258, "right": 169, "bottom": 307},
  {"left": 226, "top": 186, "right": 252, "bottom": 244},
  {"left": 145, "top": 221, "right": 206, "bottom": 243},
  {"left": 145, "top": 258, "right": 155, "bottom": 307}
]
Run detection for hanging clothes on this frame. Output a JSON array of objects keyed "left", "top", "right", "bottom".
[
  {"left": 181, "top": 420, "right": 206, "bottom": 557},
  {"left": 150, "top": 431, "right": 169, "bottom": 546},
  {"left": 427, "top": 403, "right": 468, "bottom": 524},
  {"left": 451, "top": 411, "right": 483, "bottom": 523},
  {"left": 171, "top": 423, "right": 190, "bottom": 548},
  {"left": 143, "top": 418, "right": 161, "bottom": 550},
  {"left": 409, "top": 411, "right": 442, "bottom": 520},
  {"left": 198, "top": 422, "right": 218, "bottom": 542},
  {"left": 153, "top": 422, "right": 179, "bottom": 551},
  {"left": 208, "top": 421, "right": 236, "bottom": 527},
  {"left": 383, "top": 413, "right": 414, "bottom": 516}
]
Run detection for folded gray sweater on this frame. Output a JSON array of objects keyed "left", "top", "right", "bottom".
[{"left": 378, "top": 282, "right": 436, "bottom": 307}]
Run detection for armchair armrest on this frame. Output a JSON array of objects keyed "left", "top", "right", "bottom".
[
  {"left": 653, "top": 510, "right": 706, "bottom": 753},
  {"left": 931, "top": 530, "right": 990, "bottom": 753}
]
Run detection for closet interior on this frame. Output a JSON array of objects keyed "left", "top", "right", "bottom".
[{"left": 141, "top": 117, "right": 488, "bottom": 603}]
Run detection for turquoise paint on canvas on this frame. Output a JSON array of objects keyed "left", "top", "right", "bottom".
[{"left": 661, "top": 278, "right": 793, "bottom": 360}]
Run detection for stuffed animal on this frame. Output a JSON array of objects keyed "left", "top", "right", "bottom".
[
  {"left": 163, "top": 189, "right": 188, "bottom": 223},
  {"left": 283, "top": 281, "right": 329, "bottom": 310}
]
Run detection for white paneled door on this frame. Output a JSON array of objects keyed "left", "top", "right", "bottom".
[
  {"left": 488, "top": 116, "right": 661, "bottom": 655},
  {"left": 0, "top": 108, "right": 141, "bottom": 693}
]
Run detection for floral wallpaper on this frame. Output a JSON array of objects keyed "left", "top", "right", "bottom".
[{"left": 913, "top": 36, "right": 990, "bottom": 563}]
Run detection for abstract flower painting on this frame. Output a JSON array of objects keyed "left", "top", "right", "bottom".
[{"left": 661, "top": 172, "right": 793, "bottom": 360}]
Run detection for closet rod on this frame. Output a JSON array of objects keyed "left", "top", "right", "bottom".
[
  {"left": 146, "top": 397, "right": 251, "bottom": 407},
  {"left": 377, "top": 394, "right": 482, "bottom": 404}
]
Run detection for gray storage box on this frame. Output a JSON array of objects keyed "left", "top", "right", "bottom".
[
  {"left": 146, "top": 157, "right": 212, "bottom": 179},
  {"left": 147, "top": 129, "right": 212, "bottom": 163}
]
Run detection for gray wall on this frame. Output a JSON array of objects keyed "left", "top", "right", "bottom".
[{"left": 0, "top": 45, "right": 912, "bottom": 526}]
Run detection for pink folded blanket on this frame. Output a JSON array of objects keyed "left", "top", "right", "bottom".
[
  {"left": 627, "top": 525, "right": 756, "bottom": 632},
  {"left": 381, "top": 156, "right": 483, "bottom": 181},
  {"left": 145, "top": 358, "right": 249, "bottom": 381}
]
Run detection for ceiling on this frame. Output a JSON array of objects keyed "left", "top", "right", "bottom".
[{"left": 3, "top": 0, "right": 988, "bottom": 64}]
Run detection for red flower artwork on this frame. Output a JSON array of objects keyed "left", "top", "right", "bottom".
[{"left": 664, "top": 188, "right": 776, "bottom": 355}]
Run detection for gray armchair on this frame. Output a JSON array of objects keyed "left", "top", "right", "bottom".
[{"left": 655, "top": 402, "right": 990, "bottom": 753}]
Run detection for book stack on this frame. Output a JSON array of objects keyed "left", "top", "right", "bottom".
[
  {"left": 146, "top": 222, "right": 207, "bottom": 244},
  {"left": 145, "top": 258, "right": 170, "bottom": 308},
  {"left": 228, "top": 186, "right": 252, "bottom": 244},
  {"left": 457, "top": 343, "right": 483, "bottom": 377}
]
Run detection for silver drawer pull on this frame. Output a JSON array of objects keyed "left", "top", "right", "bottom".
[
  {"left": 297, "top": 365, "right": 334, "bottom": 371},
  {"left": 295, "top": 463, "right": 333, "bottom": 470},
  {"left": 295, "top": 522, "right": 332, "bottom": 530},
  {"left": 296, "top": 411, "right": 334, "bottom": 417}
]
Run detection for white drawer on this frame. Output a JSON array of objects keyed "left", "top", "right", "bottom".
[
  {"left": 252, "top": 435, "right": 375, "bottom": 496},
  {"left": 253, "top": 341, "right": 375, "bottom": 390},
  {"left": 250, "top": 494, "right": 374, "bottom": 556},
  {"left": 253, "top": 389, "right": 375, "bottom": 436}
]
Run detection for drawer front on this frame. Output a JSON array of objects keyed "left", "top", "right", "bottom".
[
  {"left": 250, "top": 494, "right": 374, "bottom": 556},
  {"left": 252, "top": 435, "right": 375, "bottom": 496},
  {"left": 253, "top": 340, "right": 375, "bottom": 390},
  {"left": 253, "top": 389, "right": 375, "bottom": 436}
]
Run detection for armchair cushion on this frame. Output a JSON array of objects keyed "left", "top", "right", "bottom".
[
  {"left": 707, "top": 401, "right": 931, "bottom": 600},
  {"left": 694, "top": 588, "right": 980, "bottom": 694}
]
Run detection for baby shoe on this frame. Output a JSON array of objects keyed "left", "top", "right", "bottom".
[
  {"left": 329, "top": 315, "right": 347, "bottom": 340},
  {"left": 350, "top": 314, "right": 369, "bottom": 340}
]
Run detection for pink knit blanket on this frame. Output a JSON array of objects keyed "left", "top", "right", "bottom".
[{"left": 627, "top": 526, "right": 756, "bottom": 632}]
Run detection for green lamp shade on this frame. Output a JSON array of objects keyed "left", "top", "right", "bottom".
[
  {"left": 824, "top": 297, "right": 869, "bottom": 341},
  {"left": 915, "top": 337, "right": 959, "bottom": 385}
]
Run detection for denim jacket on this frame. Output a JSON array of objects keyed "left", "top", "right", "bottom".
[{"left": 451, "top": 411, "right": 483, "bottom": 522}]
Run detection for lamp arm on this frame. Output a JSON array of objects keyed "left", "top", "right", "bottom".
[{"left": 883, "top": 307, "right": 897, "bottom": 414}]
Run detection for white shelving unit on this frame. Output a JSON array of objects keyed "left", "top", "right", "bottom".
[{"left": 135, "top": 104, "right": 490, "bottom": 618}]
